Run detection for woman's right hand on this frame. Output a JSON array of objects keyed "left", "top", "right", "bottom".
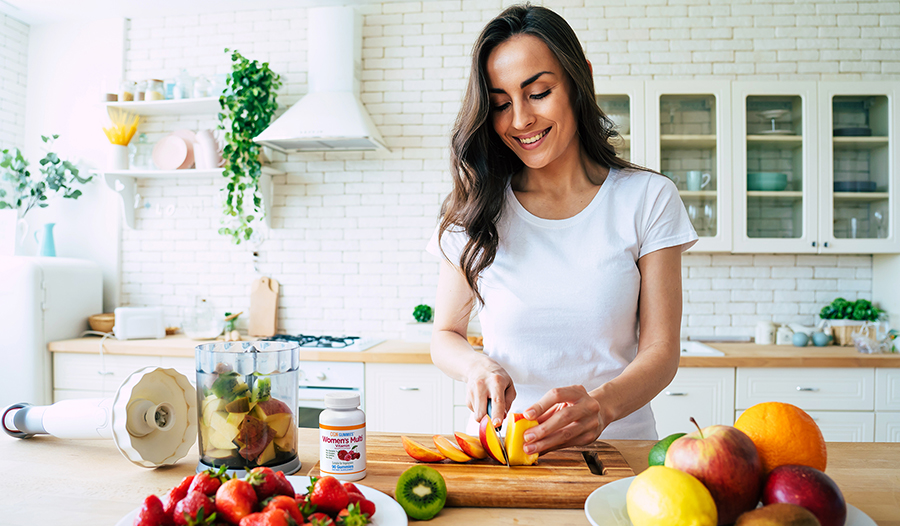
[{"left": 466, "top": 359, "right": 516, "bottom": 427}]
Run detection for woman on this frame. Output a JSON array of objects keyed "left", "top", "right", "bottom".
[{"left": 426, "top": 4, "right": 698, "bottom": 454}]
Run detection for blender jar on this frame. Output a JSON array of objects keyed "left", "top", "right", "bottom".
[{"left": 195, "top": 341, "right": 300, "bottom": 476}]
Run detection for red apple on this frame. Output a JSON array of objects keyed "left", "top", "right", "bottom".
[
  {"left": 762, "top": 464, "right": 846, "bottom": 526},
  {"left": 664, "top": 418, "right": 763, "bottom": 525}
]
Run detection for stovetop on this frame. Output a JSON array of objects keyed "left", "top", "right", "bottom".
[{"left": 267, "top": 334, "right": 383, "bottom": 352}]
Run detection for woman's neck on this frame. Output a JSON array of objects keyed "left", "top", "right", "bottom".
[{"left": 513, "top": 144, "right": 609, "bottom": 197}]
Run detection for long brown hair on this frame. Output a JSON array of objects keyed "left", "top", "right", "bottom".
[{"left": 440, "top": 3, "right": 648, "bottom": 305}]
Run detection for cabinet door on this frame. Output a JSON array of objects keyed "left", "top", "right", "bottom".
[
  {"left": 53, "top": 353, "right": 162, "bottom": 396},
  {"left": 875, "top": 412, "right": 900, "bottom": 442},
  {"left": 735, "top": 409, "right": 875, "bottom": 442},
  {"left": 875, "top": 368, "right": 900, "bottom": 411},
  {"left": 595, "top": 80, "right": 646, "bottom": 166},
  {"left": 818, "top": 82, "right": 900, "bottom": 253},
  {"left": 646, "top": 80, "right": 732, "bottom": 252},
  {"left": 651, "top": 367, "right": 735, "bottom": 438},
  {"left": 364, "top": 364, "right": 453, "bottom": 435},
  {"left": 732, "top": 82, "right": 819, "bottom": 253}
]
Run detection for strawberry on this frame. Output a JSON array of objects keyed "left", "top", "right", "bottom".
[
  {"left": 305, "top": 512, "right": 334, "bottom": 526},
  {"left": 164, "top": 475, "right": 195, "bottom": 521},
  {"left": 308, "top": 476, "right": 348, "bottom": 517},
  {"left": 188, "top": 466, "right": 227, "bottom": 496},
  {"left": 133, "top": 494, "right": 169, "bottom": 526},
  {"left": 247, "top": 467, "right": 281, "bottom": 501},
  {"left": 273, "top": 471, "right": 295, "bottom": 497},
  {"left": 216, "top": 478, "right": 259, "bottom": 525},
  {"left": 336, "top": 503, "right": 371, "bottom": 526},
  {"left": 345, "top": 493, "right": 375, "bottom": 519},
  {"left": 262, "top": 495, "right": 305, "bottom": 524},
  {"left": 173, "top": 491, "right": 214, "bottom": 526},
  {"left": 239, "top": 509, "right": 292, "bottom": 526},
  {"left": 340, "top": 483, "right": 360, "bottom": 496}
]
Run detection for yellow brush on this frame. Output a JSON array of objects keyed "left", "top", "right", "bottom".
[{"left": 103, "top": 108, "right": 140, "bottom": 146}]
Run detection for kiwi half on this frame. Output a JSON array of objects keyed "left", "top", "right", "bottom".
[{"left": 394, "top": 465, "right": 447, "bottom": 520}]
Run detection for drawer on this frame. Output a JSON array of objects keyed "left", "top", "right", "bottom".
[
  {"left": 54, "top": 353, "right": 162, "bottom": 392},
  {"left": 365, "top": 363, "right": 453, "bottom": 435},
  {"left": 736, "top": 409, "right": 874, "bottom": 442},
  {"left": 875, "top": 369, "right": 900, "bottom": 411},
  {"left": 875, "top": 412, "right": 900, "bottom": 442},
  {"left": 652, "top": 367, "right": 735, "bottom": 437},
  {"left": 736, "top": 368, "right": 874, "bottom": 411}
]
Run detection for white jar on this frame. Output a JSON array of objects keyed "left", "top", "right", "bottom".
[
  {"left": 755, "top": 321, "right": 776, "bottom": 345},
  {"left": 319, "top": 392, "right": 366, "bottom": 481}
]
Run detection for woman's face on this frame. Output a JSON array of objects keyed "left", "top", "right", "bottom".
[{"left": 486, "top": 34, "right": 579, "bottom": 171}]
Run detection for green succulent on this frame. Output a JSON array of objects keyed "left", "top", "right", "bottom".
[{"left": 413, "top": 304, "right": 433, "bottom": 323}]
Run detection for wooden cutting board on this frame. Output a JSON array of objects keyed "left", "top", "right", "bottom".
[
  {"left": 249, "top": 276, "right": 279, "bottom": 337},
  {"left": 308, "top": 433, "right": 634, "bottom": 509}
]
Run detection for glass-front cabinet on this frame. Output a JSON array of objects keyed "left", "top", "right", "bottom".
[
  {"left": 646, "top": 81, "right": 732, "bottom": 252},
  {"left": 595, "top": 80, "right": 645, "bottom": 166},
  {"left": 732, "top": 82, "right": 818, "bottom": 253},
  {"left": 819, "top": 83, "right": 899, "bottom": 253}
]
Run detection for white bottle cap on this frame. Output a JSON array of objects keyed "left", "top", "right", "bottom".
[{"left": 324, "top": 392, "right": 360, "bottom": 409}]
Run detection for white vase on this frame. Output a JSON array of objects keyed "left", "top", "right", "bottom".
[
  {"left": 107, "top": 144, "right": 128, "bottom": 170},
  {"left": 0, "top": 209, "right": 27, "bottom": 256}
]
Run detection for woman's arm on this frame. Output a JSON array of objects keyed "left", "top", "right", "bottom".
[
  {"left": 521, "top": 244, "right": 684, "bottom": 454},
  {"left": 431, "top": 259, "right": 516, "bottom": 426}
]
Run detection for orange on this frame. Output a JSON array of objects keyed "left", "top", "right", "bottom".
[{"left": 734, "top": 401, "right": 827, "bottom": 474}]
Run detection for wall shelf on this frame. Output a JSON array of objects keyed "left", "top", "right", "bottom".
[
  {"left": 91, "top": 166, "right": 283, "bottom": 229},
  {"left": 102, "top": 97, "right": 221, "bottom": 116}
]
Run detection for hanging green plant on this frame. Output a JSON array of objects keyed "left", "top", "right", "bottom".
[{"left": 218, "top": 48, "right": 282, "bottom": 244}]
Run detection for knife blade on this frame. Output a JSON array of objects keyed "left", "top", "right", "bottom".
[{"left": 486, "top": 400, "right": 511, "bottom": 467}]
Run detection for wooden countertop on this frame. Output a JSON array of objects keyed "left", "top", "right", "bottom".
[
  {"left": 49, "top": 335, "right": 900, "bottom": 367},
  {"left": 0, "top": 429, "right": 895, "bottom": 525}
]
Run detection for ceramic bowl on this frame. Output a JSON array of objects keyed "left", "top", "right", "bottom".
[
  {"left": 747, "top": 172, "right": 788, "bottom": 192},
  {"left": 89, "top": 313, "right": 115, "bottom": 333}
]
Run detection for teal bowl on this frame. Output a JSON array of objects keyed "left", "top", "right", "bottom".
[{"left": 747, "top": 172, "right": 788, "bottom": 191}]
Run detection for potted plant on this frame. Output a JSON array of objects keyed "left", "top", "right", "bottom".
[
  {"left": 0, "top": 135, "right": 92, "bottom": 254},
  {"left": 217, "top": 48, "right": 282, "bottom": 244},
  {"left": 819, "top": 297, "right": 883, "bottom": 346},
  {"left": 404, "top": 304, "right": 434, "bottom": 342}
]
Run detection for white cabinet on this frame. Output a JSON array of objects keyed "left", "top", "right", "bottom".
[
  {"left": 595, "top": 80, "right": 646, "bottom": 166},
  {"left": 734, "top": 408, "right": 875, "bottom": 442},
  {"left": 52, "top": 353, "right": 195, "bottom": 402},
  {"left": 735, "top": 367, "right": 875, "bottom": 411},
  {"left": 364, "top": 363, "right": 454, "bottom": 435},
  {"left": 645, "top": 81, "right": 733, "bottom": 252},
  {"left": 651, "top": 367, "right": 735, "bottom": 438}
]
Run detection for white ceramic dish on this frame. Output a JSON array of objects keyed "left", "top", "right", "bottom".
[
  {"left": 152, "top": 134, "right": 188, "bottom": 170},
  {"left": 585, "top": 476, "right": 876, "bottom": 526},
  {"left": 172, "top": 129, "right": 197, "bottom": 169},
  {"left": 116, "top": 475, "right": 408, "bottom": 526}
]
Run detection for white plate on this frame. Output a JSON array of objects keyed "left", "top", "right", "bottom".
[
  {"left": 584, "top": 476, "right": 876, "bottom": 526},
  {"left": 116, "top": 475, "right": 407, "bottom": 526}
]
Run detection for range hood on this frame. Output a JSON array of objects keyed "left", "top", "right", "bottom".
[{"left": 254, "top": 6, "right": 388, "bottom": 153}]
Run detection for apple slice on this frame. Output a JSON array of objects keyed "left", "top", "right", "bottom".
[
  {"left": 478, "top": 415, "right": 507, "bottom": 464},
  {"left": 433, "top": 435, "right": 472, "bottom": 462},
  {"left": 454, "top": 432, "right": 488, "bottom": 459},
  {"left": 401, "top": 436, "right": 447, "bottom": 462},
  {"left": 504, "top": 413, "right": 539, "bottom": 466}
]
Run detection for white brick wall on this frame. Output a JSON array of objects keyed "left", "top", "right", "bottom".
[
  {"left": 0, "top": 14, "right": 29, "bottom": 149},
  {"left": 118, "top": 0, "right": 899, "bottom": 339}
]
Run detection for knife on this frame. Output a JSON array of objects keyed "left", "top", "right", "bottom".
[{"left": 486, "top": 400, "right": 511, "bottom": 467}]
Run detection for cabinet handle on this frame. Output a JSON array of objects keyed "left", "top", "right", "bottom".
[
  {"left": 812, "top": 241, "right": 817, "bottom": 247},
  {"left": 796, "top": 386, "right": 819, "bottom": 392},
  {"left": 665, "top": 391, "right": 687, "bottom": 396},
  {"left": 97, "top": 370, "right": 114, "bottom": 376},
  {"left": 398, "top": 386, "right": 419, "bottom": 391},
  {"left": 823, "top": 242, "right": 829, "bottom": 248}
]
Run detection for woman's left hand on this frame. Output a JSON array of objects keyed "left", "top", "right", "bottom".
[{"left": 521, "top": 385, "right": 606, "bottom": 455}]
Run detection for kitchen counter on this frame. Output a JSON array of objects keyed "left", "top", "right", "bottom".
[
  {"left": 0, "top": 429, "right": 896, "bottom": 525},
  {"left": 49, "top": 335, "right": 900, "bottom": 367}
]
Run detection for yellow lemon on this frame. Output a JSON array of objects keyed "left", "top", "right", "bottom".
[{"left": 626, "top": 466, "right": 718, "bottom": 526}]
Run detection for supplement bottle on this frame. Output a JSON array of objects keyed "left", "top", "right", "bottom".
[{"left": 319, "top": 392, "right": 366, "bottom": 481}]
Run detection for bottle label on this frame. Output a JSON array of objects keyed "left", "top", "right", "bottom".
[{"left": 319, "top": 422, "right": 366, "bottom": 476}]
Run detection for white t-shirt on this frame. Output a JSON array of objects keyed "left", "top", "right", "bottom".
[{"left": 426, "top": 167, "right": 698, "bottom": 439}]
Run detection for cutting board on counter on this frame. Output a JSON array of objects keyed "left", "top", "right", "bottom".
[
  {"left": 249, "top": 276, "right": 279, "bottom": 337},
  {"left": 308, "top": 433, "right": 634, "bottom": 509}
]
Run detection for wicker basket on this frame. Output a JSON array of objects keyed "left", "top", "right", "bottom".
[
  {"left": 831, "top": 323, "right": 873, "bottom": 346},
  {"left": 88, "top": 313, "right": 115, "bottom": 333}
]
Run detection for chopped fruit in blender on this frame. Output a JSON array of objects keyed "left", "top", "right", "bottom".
[{"left": 251, "top": 376, "right": 271, "bottom": 402}]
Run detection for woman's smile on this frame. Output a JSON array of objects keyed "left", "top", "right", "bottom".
[{"left": 515, "top": 127, "right": 551, "bottom": 148}]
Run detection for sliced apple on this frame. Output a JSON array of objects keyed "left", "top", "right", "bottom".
[
  {"left": 257, "top": 439, "right": 276, "bottom": 465},
  {"left": 255, "top": 398, "right": 291, "bottom": 417},
  {"left": 454, "top": 432, "right": 488, "bottom": 459},
  {"left": 225, "top": 411, "right": 247, "bottom": 429},
  {"left": 274, "top": 426, "right": 295, "bottom": 451},
  {"left": 401, "top": 436, "right": 447, "bottom": 462},
  {"left": 267, "top": 413, "right": 293, "bottom": 438},
  {"left": 205, "top": 447, "right": 234, "bottom": 459},
  {"left": 504, "top": 413, "right": 539, "bottom": 466},
  {"left": 209, "top": 429, "right": 238, "bottom": 450},
  {"left": 478, "top": 415, "right": 506, "bottom": 464},
  {"left": 433, "top": 435, "right": 472, "bottom": 462},
  {"left": 210, "top": 411, "right": 240, "bottom": 441}
]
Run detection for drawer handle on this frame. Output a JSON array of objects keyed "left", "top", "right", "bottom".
[
  {"left": 97, "top": 371, "right": 114, "bottom": 376},
  {"left": 796, "top": 386, "right": 819, "bottom": 392},
  {"left": 665, "top": 391, "right": 687, "bottom": 396},
  {"left": 398, "top": 386, "right": 420, "bottom": 391}
]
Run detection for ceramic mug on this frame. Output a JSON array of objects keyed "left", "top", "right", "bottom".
[
  {"left": 686, "top": 170, "right": 711, "bottom": 191},
  {"left": 662, "top": 171, "right": 680, "bottom": 187}
]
